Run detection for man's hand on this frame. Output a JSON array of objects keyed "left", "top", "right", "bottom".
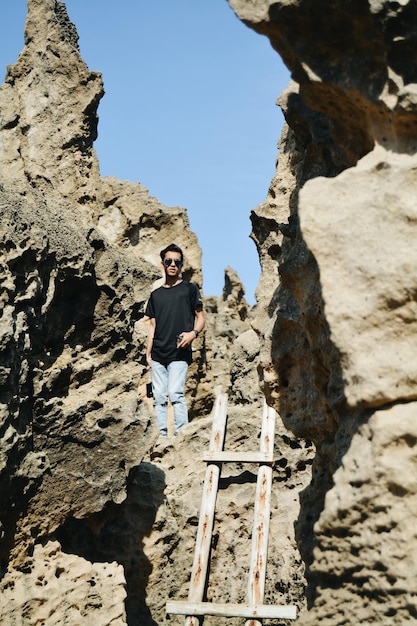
[{"left": 177, "top": 331, "right": 196, "bottom": 348}]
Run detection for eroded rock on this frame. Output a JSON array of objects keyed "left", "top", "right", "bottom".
[{"left": 231, "top": 0, "right": 417, "bottom": 623}]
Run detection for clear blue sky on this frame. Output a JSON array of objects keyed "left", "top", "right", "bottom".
[{"left": 1, "top": 1, "right": 289, "bottom": 303}]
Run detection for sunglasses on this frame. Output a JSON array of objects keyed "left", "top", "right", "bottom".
[{"left": 164, "top": 258, "right": 183, "bottom": 267}]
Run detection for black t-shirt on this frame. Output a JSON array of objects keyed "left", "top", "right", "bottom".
[{"left": 145, "top": 281, "right": 202, "bottom": 365}]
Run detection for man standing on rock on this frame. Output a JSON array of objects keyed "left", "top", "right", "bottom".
[{"left": 145, "top": 243, "right": 205, "bottom": 437}]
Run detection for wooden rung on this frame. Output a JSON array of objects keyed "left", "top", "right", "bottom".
[
  {"left": 166, "top": 600, "right": 297, "bottom": 620},
  {"left": 202, "top": 451, "right": 273, "bottom": 464}
]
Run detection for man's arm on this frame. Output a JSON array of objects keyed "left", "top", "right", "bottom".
[
  {"left": 178, "top": 308, "right": 205, "bottom": 348},
  {"left": 146, "top": 317, "right": 156, "bottom": 367},
  {"left": 194, "top": 308, "right": 205, "bottom": 335}
]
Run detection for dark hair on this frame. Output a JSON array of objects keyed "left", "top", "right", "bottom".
[{"left": 160, "top": 243, "right": 184, "bottom": 262}]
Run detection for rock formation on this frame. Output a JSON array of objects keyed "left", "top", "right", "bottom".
[
  {"left": 0, "top": 0, "right": 416, "bottom": 625},
  {"left": 230, "top": 0, "right": 417, "bottom": 623},
  {"left": 0, "top": 0, "right": 103, "bottom": 216},
  {"left": 0, "top": 2, "right": 274, "bottom": 624}
]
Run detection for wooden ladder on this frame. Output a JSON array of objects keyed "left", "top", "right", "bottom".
[{"left": 166, "top": 393, "right": 297, "bottom": 625}]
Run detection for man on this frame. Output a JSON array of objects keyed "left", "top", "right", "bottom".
[{"left": 145, "top": 243, "right": 205, "bottom": 437}]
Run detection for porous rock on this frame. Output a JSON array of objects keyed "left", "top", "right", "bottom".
[
  {"left": 230, "top": 0, "right": 417, "bottom": 623},
  {"left": 0, "top": 0, "right": 103, "bottom": 217},
  {"left": 0, "top": 2, "right": 267, "bottom": 624}
]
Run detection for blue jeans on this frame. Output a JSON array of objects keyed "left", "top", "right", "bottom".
[{"left": 151, "top": 359, "right": 189, "bottom": 436}]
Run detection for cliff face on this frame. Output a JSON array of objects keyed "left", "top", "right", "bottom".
[
  {"left": 0, "top": 0, "right": 103, "bottom": 216},
  {"left": 0, "top": 2, "right": 271, "bottom": 624},
  {"left": 0, "top": 1, "right": 416, "bottom": 625},
  {"left": 230, "top": 0, "right": 417, "bottom": 623}
]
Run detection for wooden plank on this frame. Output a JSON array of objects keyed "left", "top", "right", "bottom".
[
  {"left": 246, "top": 401, "right": 276, "bottom": 626},
  {"left": 202, "top": 450, "right": 273, "bottom": 464},
  {"left": 183, "top": 393, "right": 228, "bottom": 626},
  {"left": 167, "top": 600, "right": 297, "bottom": 620}
]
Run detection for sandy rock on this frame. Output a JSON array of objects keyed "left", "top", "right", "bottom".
[
  {"left": 299, "top": 146, "right": 417, "bottom": 408},
  {"left": 230, "top": 0, "right": 417, "bottom": 623},
  {"left": 0, "top": 189, "right": 157, "bottom": 572},
  {"left": 0, "top": 0, "right": 103, "bottom": 216},
  {"left": 99, "top": 177, "right": 203, "bottom": 287},
  {"left": 0, "top": 4, "right": 267, "bottom": 624},
  {"left": 0, "top": 541, "right": 127, "bottom": 625},
  {"left": 304, "top": 401, "right": 417, "bottom": 625}
]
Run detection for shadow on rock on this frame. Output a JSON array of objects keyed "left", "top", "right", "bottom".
[{"left": 56, "top": 462, "right": 165, "bottom": 626}]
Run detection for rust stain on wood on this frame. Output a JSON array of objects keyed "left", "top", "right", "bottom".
[
  {"left": 192, "top": 558, "right": 202, "bottom": 586},
  {"left": 207, "top": 471, "right": 213, "bottom": 490}
]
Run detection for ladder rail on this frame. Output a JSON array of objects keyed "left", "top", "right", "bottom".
[
  {"left": 184, "top": 393, "right": 228, "bottom": 626},
  {"left": 246, "top": 402, "right": 276, "bottom": 626}
]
